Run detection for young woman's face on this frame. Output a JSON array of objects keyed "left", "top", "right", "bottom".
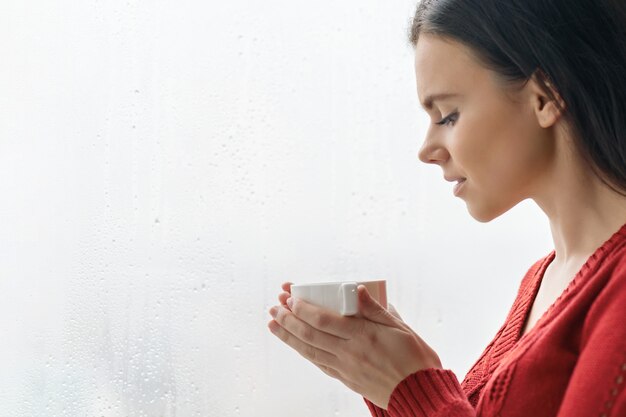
[{"left": 415, "top": 34, "right": 555, "bottom": 222}]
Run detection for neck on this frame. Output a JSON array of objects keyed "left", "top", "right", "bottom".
[{"left": 534, "top": 148, "right": 626, "bottom": 269}]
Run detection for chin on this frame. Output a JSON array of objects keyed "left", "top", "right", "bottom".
[{"left": 466, "top": 201, "right": 513, "bottom": 223}]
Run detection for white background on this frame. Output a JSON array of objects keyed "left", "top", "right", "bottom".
[{"left": 0, "top": 1, "right": 552, "bottom": 416}]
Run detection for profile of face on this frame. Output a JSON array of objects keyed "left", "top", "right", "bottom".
[{"left": 415, "top": 34, "right": 561, "bottom": 222}]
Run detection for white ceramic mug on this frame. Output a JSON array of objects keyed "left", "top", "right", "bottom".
[{"left": 290, "top": 280, "right": 387, "bottom": 316}]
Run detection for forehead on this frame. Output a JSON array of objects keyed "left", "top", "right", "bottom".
[{"left": 414, "top": 34, "right": 489, "bottom": 109}]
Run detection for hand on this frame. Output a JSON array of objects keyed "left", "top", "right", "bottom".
[{"left": 268, "top": 282, "right": 442, "bottom": 409}]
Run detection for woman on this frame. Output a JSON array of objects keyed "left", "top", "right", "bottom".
[{"left": 268, "top": 0, "right": 626, "bottom": 415}]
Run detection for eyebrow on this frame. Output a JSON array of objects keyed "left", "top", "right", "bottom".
[{"left": 421, "top": 93, "right": 461, "bottom": 110}]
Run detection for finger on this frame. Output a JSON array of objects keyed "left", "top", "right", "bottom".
[
  {"left": 278, "top": 291, "right": 291, "bottom": 308},
  {"left": 358, "top": 286, "right": 399, "bottom": 327},
  {"left": 268, "top": 317, "right": 338, "bottom": 368},
  {"left": 281, "top": 282, "right": 293, "bottom": 293},
  {"left": 289, "top": 298, "right": 357, "bottom": 339},
  {"left": 318, "top": 364, "right": 342, "bottom": 380},
  {"left": 271, "top": 305, "right": 346, "bottom": 353}
]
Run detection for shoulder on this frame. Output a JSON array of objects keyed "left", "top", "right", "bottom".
[
  {"left": 587, "top": 236, "right": 626, "bottom": 297},
  {"left": 590, "top": 226, "right": 626, "bottom": 282},
  {"left": 601, "top": 238, "right": 626, "bottom": 277},
  {"left": 582, "top": 241, "right": 626, "bottom": 345}
]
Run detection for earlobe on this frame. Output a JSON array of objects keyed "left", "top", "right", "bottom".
[{"left": 531, "top": 70, "right": 566, "bottom": 128}]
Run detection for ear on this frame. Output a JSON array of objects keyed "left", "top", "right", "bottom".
[{"left": 529, "top": 70, "right": 566, "bottom": 129}]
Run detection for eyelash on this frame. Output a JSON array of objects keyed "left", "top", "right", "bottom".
[{"left": 435, "top": 111, "right": 459, "bottom": 126}]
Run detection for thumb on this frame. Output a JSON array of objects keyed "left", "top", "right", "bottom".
[
  {"left": 358, "top": 285, "right": 398, "bottom": 327},
  {"left": 388, "top": 303, "right": 404, "bottom": 321}
]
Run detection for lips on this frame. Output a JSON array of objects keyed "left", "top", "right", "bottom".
[
  {"left": 443, "top": 174, "right": 467, "bottom": 196},
  {"left": 453, "top": 179, "right": 466, "bottom": 196}
]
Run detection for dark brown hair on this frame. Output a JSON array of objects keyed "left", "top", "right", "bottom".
[{"left": 410, "top": 0, "right": 626, "bottom": 194}]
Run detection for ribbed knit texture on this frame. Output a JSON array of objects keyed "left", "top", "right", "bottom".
[
  {"left": 461, "top": 255, "right": 548, "bottom": 408},
  {"left": 386, "top": 369, "right": 474, "bottom": 416},
  {"left": 364, "top": 223, "right": 626, "bottom": 417}
]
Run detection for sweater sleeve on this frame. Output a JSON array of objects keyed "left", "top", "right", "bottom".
[
  {"left": 554, "top": 264, "right": 626, "bottom": 416},
  {"left": 364, "top": 398, "right": 391, "bottom": 417},
  {"left": 364, "top": 369, "right": 475, "bottom": 417}
]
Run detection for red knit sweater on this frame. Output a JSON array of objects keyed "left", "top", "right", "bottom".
[{"left": 366, "top": 224, "right": 626, "bottom": 417}]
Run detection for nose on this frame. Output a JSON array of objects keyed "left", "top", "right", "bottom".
[{"left": 418, "top": 131, "right": 449, "bottom": 165}]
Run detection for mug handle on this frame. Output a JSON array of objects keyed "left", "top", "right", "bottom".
[{"left": 340, "top": 282, "right": 359, "bottom": 316}]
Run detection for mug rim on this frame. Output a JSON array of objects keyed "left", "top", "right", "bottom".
[{"left": 291, "top": 279, "right": 386, "bottom": 288}]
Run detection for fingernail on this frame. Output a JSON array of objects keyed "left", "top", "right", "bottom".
[
  {"left": 269, "top": 306, "right": 278, "bottom": 318},
  {"left": 286, "top": 297, "right": 293, "bottom": 309}
]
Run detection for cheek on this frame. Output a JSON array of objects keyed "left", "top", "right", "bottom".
[
  {"left": 453, "top": 105, "right": 543, "bottom": 185},
  {"left": 453, "top": 105, "right": 547, "bottom": 221},
  {"left": 451, "top": 122, "right": 499, "bottom": 176},
  {"left": 449, "top": 102, "right": 507, "bottom": 169},
  {"left": 494, "top": 118, "right": 552, "bottom": 180}
]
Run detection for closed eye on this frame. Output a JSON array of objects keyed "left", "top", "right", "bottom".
[{"left": 435, "top": 111, "right": 459, "bottom": 126}]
